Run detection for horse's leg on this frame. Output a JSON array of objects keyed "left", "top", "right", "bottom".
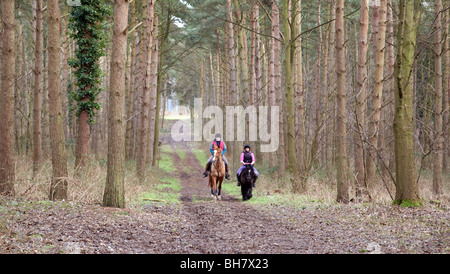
[
  {"left": 211, "top": 177, "right": 217, "bottom": 200},
  {"left": 217, "top": 178, "right": 223, "bottom": 200},
  {"left": 247, "top": 183, "right": 253, "bottom": 200},
  {"left": 240, "top": 176, "right": 247, "bottom": 201}
]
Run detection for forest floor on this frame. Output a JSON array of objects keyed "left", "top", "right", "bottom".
[{"left": 1, "top": 121, "right": 449, "bottom": 254}]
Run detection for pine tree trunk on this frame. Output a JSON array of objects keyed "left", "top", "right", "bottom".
[
  {"left": 48, "top": 0, "right": 69, "bottom": 201},
  {"left": 137, "top": 0, "right": 154, "bottom": 180},
  {"left": 233, "top": 0, "right": 250, "bottom": 149},
  {"left": 103, "top": 0, "right": 129, "bottom": 208},
  {"left": 327, "top": 0, "right": 336, "bottom": 178},
  {"left": 366, "top": 0, "right": 387, "bottom": 196},
  {"left": 33, "top": 0, "right": 44, "bottom": 176},
  {"left": 125, "top": 0, "right": 136, "bottom": 161},
  {"left": 272, "top": 0, "right": 285, "bottom": 177},
  {"left": 148, "top": 13, "right": 159, "bottom": 166},
  {"left": 316, "top": 0, "right": 323, "bottom": 166},
  {"left": 393, "top": 0, "right": 420, "bottom": 206},
  {"left": 153, "top": 10, "right": 170, "bottom": 167},
  {"left": 284, "top": 0, "right": 299, "bottom": 176},
  {"left": 295, "top": 0, "right": 305, "bottom": 177},
  {"left": 335, "top": 0, "right": 349, "bottom": 203},
  {"left": 253, "top": 4, "right": 262, "bottom": 160},
  {"left": 444, "top": 8, "right": 450, "bottom": 173},
  {"left": 0, "top": 0, "right": 16, "bottom": 196},
  {"left": 387, "top": 0, "right": 396, "bottom": 172},
  {"left": 354, "top": 0, "right": 369, "bottom": 198},
  {"left": 227, "top": 0, "right": 238, "bottom": 170},
  {"left": 321, "top": 0, "right": 331, "bottom": 173},
  {"left": 432, "top": 0, "right": 443, "bottom": 199}
]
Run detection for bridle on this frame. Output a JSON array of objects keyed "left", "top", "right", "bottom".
[{"left": 212, "top": 149, "right": 217, "bottom": 162}]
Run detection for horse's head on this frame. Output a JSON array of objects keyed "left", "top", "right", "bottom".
[
  {"left": 212, "top": 145, "right": 222, "bottom": 162},
  {"left": 244, "top": 164, "right": 254, "bottom": 182}
]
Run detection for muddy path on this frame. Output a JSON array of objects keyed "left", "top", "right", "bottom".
[{"left": 165, "top": 134, "right": 306, "bottom": 253}]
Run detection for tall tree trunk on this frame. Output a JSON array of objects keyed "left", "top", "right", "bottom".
[
  {"left": 393, "top": 0, "right": 420, "bottom": 206},
  {"left": 253, "top": 4, "right": 262, "bottom": 160},
  {"left": 321, "top": 0, "right": 331, "bottom": 173},
  {"left": 48, "top": 0, "right": 69, "bottom": 200},
  {"left": 335, "top": 0, "right": 349, "bottom": 203},
  {"left": 227, "top": 0, "right": 238, "bottom": 170},
  {"left": 250, "top": 4, "right": 256, "bottom": 107},
  {"left": 0, "top": 0, "right": 16, "bottom": 196},
  {"left": 366, "top": 0, "right": 387, "bottom": 196},
  {"left": 33, "top": 0, "right": 44, "bottom": 176},
  {"left": 284, "top": 0, "right": 299, "bottom": 176},
  {"left": 432, "top": 0, "right": 443, "bottom": 199},
  {"left": 153, "top": 9, "right": 170, "bottom": 166},
  {"left": 387, "top": 0, "right": 396, "bottom": 172},
  {"left": 354, "top": 0, "right": 369, "bottom": 199},
  {"left": 103, "top": 0, "right": 129, "bottom": 208},
  {"left": 233, "top": 0, "right": 250, "bottom": 150},
  {"left": 327, "top": 0, "right": 336, "bottom": 178},
  {"left": 137, "top": 0, "right": 155, "bottom": 180},
  {"left": 125, "top": 0, "right": 137, "bottom": 161},
  {"left": 444, "top": 8, "right": 450, "bottom": 173},
  {"left": 272, "top": 0, "right": 285, "bottom": 177},
  {"left": 148, "top": 13, "right": 159, "bottom": 166},
  {"left": 315, "top": 0, "right": 323, "bottom": 166},
  {"left": 295, "top": 0, "right": 305, "bottom": 177}
]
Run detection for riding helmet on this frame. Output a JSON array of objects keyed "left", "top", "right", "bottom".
[{"left": 244, "top": 144, "right": 250, "bottom": 150}]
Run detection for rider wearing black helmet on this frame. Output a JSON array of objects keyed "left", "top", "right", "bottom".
[{"left": 236, "top": 144, "right": 259, "bottom": 187}]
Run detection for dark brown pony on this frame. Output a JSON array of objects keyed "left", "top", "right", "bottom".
[{"left": 209, "top": 144, "right": 225, "bottom": 200}]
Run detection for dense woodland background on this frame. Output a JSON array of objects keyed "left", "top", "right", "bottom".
[{"left": 0, "top": 0, "right": 449, "bottom": 208}]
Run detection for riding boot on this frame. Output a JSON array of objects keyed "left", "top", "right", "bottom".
[
  {"left": 237, "top": 175, "right": 241, "bottom": 187},
  {"left": 202, "top": 162, "right": 211, "bottom": 178},
  {"left": 225, "top": 163, "right": 230, "bottom": 180},
  {"left": 253, "top": 177, "right": 257, "bottom": 188}
]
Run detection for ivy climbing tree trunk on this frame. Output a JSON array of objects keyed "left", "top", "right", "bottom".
[
  {"left": 48, "top": 0, "right": 69, "bottom": 200},
  {"left": 0, "top": 0, "right": 16, "bottom": 196},
  {"left": 103, "top": 0, "right": 129, "bottom": 208},
  {"left": 69, "top": 0, "right": 110, "bottom": 172}
]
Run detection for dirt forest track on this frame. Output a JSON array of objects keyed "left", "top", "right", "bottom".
[
  {"left": 167, "top": 136, "right": 308, "bottom": 253},
  {"left": 1, "top": 123, "right": 448, "bottom": 254}
]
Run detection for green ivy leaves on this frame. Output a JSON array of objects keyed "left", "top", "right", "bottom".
[{"left": 68, "top": 0, "right": 111, "bottom": 125}]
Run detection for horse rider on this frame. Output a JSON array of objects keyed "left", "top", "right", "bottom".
[
  {"left": 236, "top": 144, "right": 259, "bottom": 187},
  {"left": 202, "top": 133, "right": 231, "bottom": 180}
]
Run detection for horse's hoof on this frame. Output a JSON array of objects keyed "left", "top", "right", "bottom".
[
  {"left": 218, "top": 195, "right": 222, "bottom": 200},
  {"left": 213, "top": 195, "right": 218, "bottom": 201}
]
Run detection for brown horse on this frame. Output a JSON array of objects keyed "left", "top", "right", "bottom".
[{"left": 209, "top": 144, "right": 225, "bottom": 200}]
